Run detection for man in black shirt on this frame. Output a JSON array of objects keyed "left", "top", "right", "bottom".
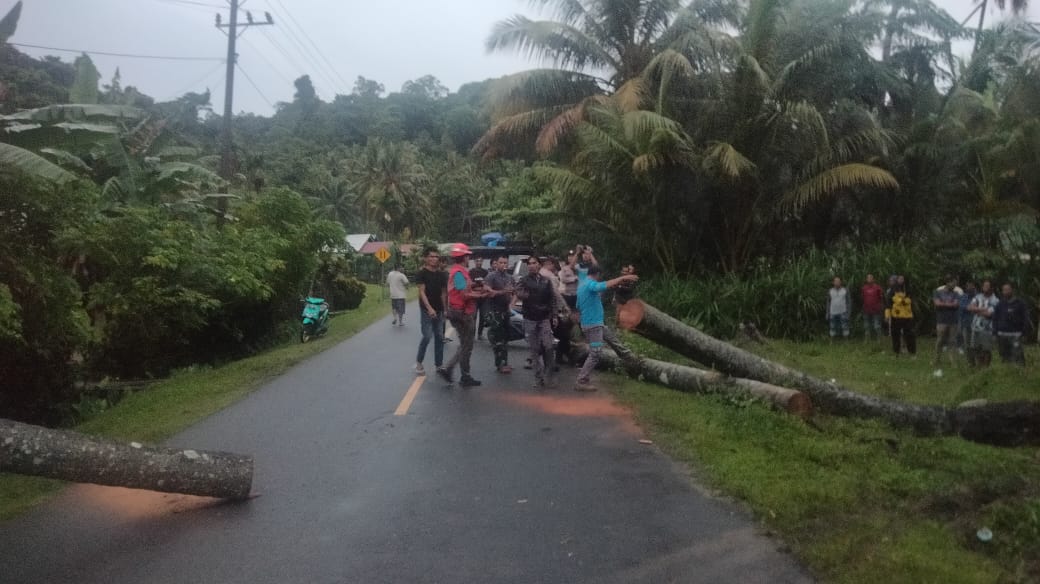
[
  {"left": 994, "top": 283, "right": 1032, "bottom": 366},
  {"left": 516, "top": 256, "right": 565, "bottom": 388},
  {"left": 415, "top": 247, "right": 448, "bottom": 375}
]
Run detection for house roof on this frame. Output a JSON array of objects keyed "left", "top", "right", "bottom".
[
  {"left": 359, "top": 241, "right": 392, "bottom": 255},
  {"left": 345, "top": 233, "right": 375, "bottom": 252}
]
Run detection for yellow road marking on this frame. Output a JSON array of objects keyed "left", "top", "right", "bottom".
[{"left": 394, "top": 375, "right": 426, "bottom": 416}]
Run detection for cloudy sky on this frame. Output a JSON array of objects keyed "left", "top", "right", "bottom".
[{"left": 7, "top": 0, "right": 1039, "bottom": 115}]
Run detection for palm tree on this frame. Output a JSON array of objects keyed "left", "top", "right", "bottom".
[
  {"left": 476, "top": 0, "right": 728, "bottom": 158},
  {"left": 345, "top": 139, "right": 432, "bottom": 238},
  {"left": 535, "top": 104, "right": 700, "bottom": 272},
  {"left": 646, "top": 0, "right": 900, "bottom": 270}
]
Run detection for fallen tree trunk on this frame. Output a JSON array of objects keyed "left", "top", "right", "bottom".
[
  {"left": 598, "top": 350, "right": 812, "bottom": 418},
  {"left": 617, "top": 300, "right": 1040, "bottom": 445},
  {"left": 0, "top": 418, "right": 254, "bottom": 499}
]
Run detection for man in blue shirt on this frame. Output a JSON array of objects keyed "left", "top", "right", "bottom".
[{"left": 575, "top": 265, "right": 639, "bottom": 392}]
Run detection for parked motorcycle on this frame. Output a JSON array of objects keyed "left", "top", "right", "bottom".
[{"left": 300, "top": 297, "right": 330, "bottom": 343}]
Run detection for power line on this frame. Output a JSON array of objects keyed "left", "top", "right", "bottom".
[
  {"left": 238, "top": 34, "right": 293, "bottom": 87},
  {"left": 257, "top": 25, "right": 308, "bottom": 80},
  {"left": 9, "top": 42, "right": 224, "bottom": 61},
  {"left": 236, "top": 63, "right": 273, "bottom": 108},
  {"left": 263, "top": 1, "right": 341, "bottom": 94},
  {"left": 165, "top": 60, "right": 227, "bottom": 101},
  {"left": 270, "top": 0, "right": 349, "bottom": 90}
]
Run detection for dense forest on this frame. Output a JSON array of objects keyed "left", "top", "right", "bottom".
[{"left": 2, "top": 0, "right": 1039, "bottom": 421}]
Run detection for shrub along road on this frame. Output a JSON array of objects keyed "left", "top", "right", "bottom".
[{"left": 0, "top": 302, "right": 808, "bottom": 583}]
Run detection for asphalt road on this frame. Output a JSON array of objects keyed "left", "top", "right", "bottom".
[{"left": 0, "top": 302, "right": 811, "bottom": 583}]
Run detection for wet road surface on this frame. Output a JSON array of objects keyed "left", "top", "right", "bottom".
[{"left": 0, "top": 302, "right": 811, "bottom": 583}]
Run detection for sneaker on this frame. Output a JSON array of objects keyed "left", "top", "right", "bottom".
[
  {"left": 574, "top": 381, "right": 598, "bottom": 392},
  {"left": 391, "top": 318, "right": 398, "bottom": 326},
  {"left": 436, "top": 367, "right": 453, "bottom": 383},
  {"left": 459, "top": 375, "right": 482, "bottom": 387},
  {"left": 533, "top": 379, "right": 545, "bottom": 390},
  {"left": 543, "top": 378, "right": 558, "bottom": 390},
  {"left": 415, "top": 363, "right": 425, "bottom": 375},
  {"left": 497, "top": 365, "right": 513, "bottom": 374},
  {"left": 523, "top": 358, "right": 533, "bottom": 370}
]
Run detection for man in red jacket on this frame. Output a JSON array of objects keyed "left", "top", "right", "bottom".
[{"left": 861, "top": 274, "right": 885, "bottom": 341}]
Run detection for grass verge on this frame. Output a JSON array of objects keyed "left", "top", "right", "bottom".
[
  {"left": 611, "top": 336, "right": 1040, "bottom": 583},
  {"left": 0, "top": 284, "right": 394, "bottom": 522}
]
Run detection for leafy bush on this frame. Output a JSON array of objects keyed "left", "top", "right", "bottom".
[{"left": 328, "top": 275, "right": 367, "bottom": 310}]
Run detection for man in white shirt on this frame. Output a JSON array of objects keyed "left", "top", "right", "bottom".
[{"left": 386, "top": 264, "right": 409, "bottom": 326}]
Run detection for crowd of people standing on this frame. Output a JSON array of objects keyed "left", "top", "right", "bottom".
[
  {"left": 403, "top": 243, "right": 637, "bottom": 391},
  {"left": 826, "top": 273, "right": 1033, "bottom": 367}
]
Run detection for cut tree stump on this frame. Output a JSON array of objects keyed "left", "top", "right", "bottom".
[
  {"left": 616, "top": 299, "right": 1040, "bottom": 446},
  {"left": 0, "top": 418, "right": 254, "bottom": 499},
  {"left": 598, "top": 350, "right": 812, "bottom": 418}
]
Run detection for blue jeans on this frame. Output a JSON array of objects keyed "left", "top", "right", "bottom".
[
  {"left": 829, "top": 314, "right": 850, "bottom": 337},
  {"left": 862, "top": 313, "right": 883, "bottom": 338},
  {"left": 416, "top": 310, "right": 445, "bottom": 367}
]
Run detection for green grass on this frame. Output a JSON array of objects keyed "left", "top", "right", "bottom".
[
  {"left": 610, "top": 336, "right": 1040, "bottom": 583},
  {"left": 0, "top": 284, "right": 394, "bottom": 521}
]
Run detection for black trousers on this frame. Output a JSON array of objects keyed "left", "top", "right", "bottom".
[{"left": 890, "top": 318, "right": 916, "bottom": 354}]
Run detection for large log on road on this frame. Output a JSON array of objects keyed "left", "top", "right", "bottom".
[
  {"left": 1, "top": 418, "right": 254, "bottom": 499},
  {"left": 616, "top": 300, "right": 1040, "bottom": 445},
  {"left": 598, "top": 351, "right": 812, "bottom": 418}
]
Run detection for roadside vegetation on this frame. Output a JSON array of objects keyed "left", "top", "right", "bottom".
[
  {"left": 0, "top": 284, "right": 390, "bottom": 521},
  {"left": 613, "top": 338, "right": 1040, "bottom": 583}
]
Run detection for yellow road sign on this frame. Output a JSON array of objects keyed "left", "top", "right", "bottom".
[{"left": 374, "top": 247, "right": 391, "bottom": 263}]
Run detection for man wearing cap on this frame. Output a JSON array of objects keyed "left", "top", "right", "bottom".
[{"left": 439, "top": 243, "right": 488, "bottom": 387}]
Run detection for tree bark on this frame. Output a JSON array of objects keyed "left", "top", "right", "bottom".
[
  {"left": 598, "top": 350, "right": 812, "bottom": 418},
  {"left": 616, "top": 300, "right": 1040, "bottom": 445},
  {"left": 0, "top": 419, "right": 254, "bottom": 499}
]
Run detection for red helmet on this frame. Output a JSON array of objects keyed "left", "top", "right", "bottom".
[{"left": 449, "top": 243, "right": 472, "bottom": 258}]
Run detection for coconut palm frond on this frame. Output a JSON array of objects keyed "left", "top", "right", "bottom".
[
  {"left": 780, "top": 100, "right": 829, "bottom": 149},
  {"left": 639, "top": 0, "right": 684, "bottom": 43},
  {"left": 486, "top": 69, "right": 604, "bottom": 117},
  {"left": 703, "top": 142, "right": 757, "bottom": 179},
  {"left": 621, "top": 110, "right": 684, "bottom": 144},
  {"left": 535, "top": 103, "right": 588, "bottom": 156},
  {"left": 613, "top": 78, "right": 649, "bottom": 112},
  {"left": 473, "top": 105, "right": 573, "bottom": 158},
  {"left": 784, "top": 163, "right": 899, "bottom": 213},
  {"left": 533, "top": 165, "right": 598, "bottom": 204},
  {"left": 486, "top": 15, "right": 619, "bottom": 73}
]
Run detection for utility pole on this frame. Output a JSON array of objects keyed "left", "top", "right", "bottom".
[{"left": 215, "top": 2, "right": 273, "bottom": 224}]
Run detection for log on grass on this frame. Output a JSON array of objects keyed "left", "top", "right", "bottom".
[
  {"left": 598, "top": 351, "right": 812, "bottom": 418},
  {"left": 0, "top": 418, "right": 254, "bottom": 499},
  {"left": 617, "top": 300, "right": 1040, "bottom": 445}
]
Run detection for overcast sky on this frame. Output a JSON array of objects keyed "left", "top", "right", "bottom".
[{"left": 6, "top": 0, "right": 1039, "bottom": 116}]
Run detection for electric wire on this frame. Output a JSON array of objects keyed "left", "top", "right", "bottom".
[
  {"left": 237, "top": 63, "right": 274, "bottom": 108},
  {"left": 9, "top": 42, "right": 223, "bottom": 61},
  {"left": 239, "top": 34, "right": 294, "bottom": 87},
  {"left": 164, "top": 59, "right": 227, "bottom": 101},
  {"left": 262, "top": 0, "right": 341, "bottom": 94},
  {"left": 270, "top": 0, "right": 349, "bottom": 90},
  {"left": 257, "top": 25, "right": 308, "bottom": 77}
]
